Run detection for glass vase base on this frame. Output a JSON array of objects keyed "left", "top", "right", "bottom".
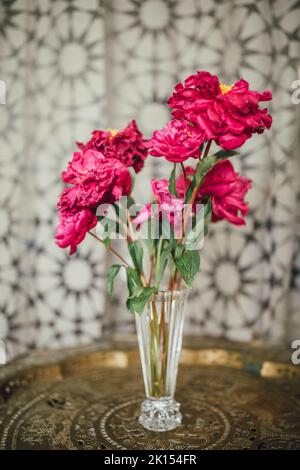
[{"left": 139, "top": 398, "right": 182, "bottom": 432}]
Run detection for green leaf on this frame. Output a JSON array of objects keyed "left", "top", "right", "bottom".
[
  {"left": 126, "top": 266, "right": 143, "bottom": 299},
  {"left": 184, "top": 209, "right": 204, "bottom": 248},
  {"left": 154, "top": 237, "right": 173, "bottom": 288},
  {"left": 126, "top": 196, "right": 136, "bottom": 208},
  {"left": 174, "top": 244, "right": 185, "bottom": 259},
  {"left": 204, "top": 197, "right": 212, "bottom": 235},
  {"left": 107, "top": 265, "right": 122, "bottom": 297},
  {"left": 195, "top": 155, "right": 219, "bottom": 186},
  {"left": 169, "top": 164, "right": 178, "bottom": 196},
  {"left": 128, "top": 241, "right": 144, "bottom": 275},
  {"left": 195, "top": 150, "right": 237, "bottom": 189},
  {"left": 174, "top": 250, "right": 200, "bottom": 287},
  {"left": 127, "top": 286, "right": 156, "bottom": 315},
  {"left": 103, "top": 222, "right": 111, "bottom": 248},
  {"left": 143, "top": 220, "right": 155, "bottom": 256},
  {"left": 97, "top": 216, "right": 120, "bottom": 237},
  {"left": 214, "top": 149, "right": 237, "bottom": 159},
  {"left": 129, "top": 171, "right": 135, "bottom": 195},
  {"left": 156, "top": 246, "right": 172, "bottom": 287}
]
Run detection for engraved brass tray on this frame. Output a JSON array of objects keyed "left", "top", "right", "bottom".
[{"left": 0, "top": 337, "right": 300, "bottom": 450}]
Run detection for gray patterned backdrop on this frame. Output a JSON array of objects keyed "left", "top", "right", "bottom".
[{"left": 0, "top": 0, "right": 300, "bottom": 360}]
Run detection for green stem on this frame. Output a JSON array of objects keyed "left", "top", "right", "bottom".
[
  {"left": 88, "top": 231, "right": 129, "bottom": 267},
  {"left": 179, "top": 139, "right": 213, "bottom": 245},
  {"left": 180, "top": 162, "right": 187, "bottom": 200},
  {"left": 150, "top": 300, "right": 160, "bottom": 397},
  {"left": 155, "top": 235, "right": 164, "bottom": 290},
  {"left": 160, "top": 299, "right": 168, "bottom": 393},
  {"left": 149, "top": 297, "right": 170, "bottom": 397}
]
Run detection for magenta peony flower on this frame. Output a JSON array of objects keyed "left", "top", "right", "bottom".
[
  {"left": 214, "top": 80, "right": 272, "bottom": 150},
  {"left": 77, "top": 120, "right": 148, "bottom": 173},
  {"left": 168, "top": 71, "right": 220, "bottom": 119},
  {"left": 55, "top": 148, "right": 132, "bottom": 254},
  {"left": 199, "top": 160, "right": 252, "bottom": 225},
  {"left": 55, "top": 208, "right": 97, "bottom": 255},
  {"left": 62, "top": 149, "right": 132, "bottom": 207},
  {"left": 168, "top": 71, "right": 272, "bottom": 150},
  {"left": 176, "top": 161, "right": 251, "bottom": 225},
  {"left": 167, "top": 71, "right": 220, "bottom": 129},
  {"left": 147, "top": 119, "right": 205, "bottom": 162}
]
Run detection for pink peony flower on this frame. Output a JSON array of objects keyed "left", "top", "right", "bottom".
[
  {"left": 199, "top": 160, "right": 252, "bottom": 225},
  {"left": 62, "top": 149, "right": 132, "bottom": 207},
  {"left": 151, "top": 179, "right": 170, "bottom": 200},
  {"left": 152, "top": 179, "right": 184, "bottom": 228},
  {"left": 147, "top": 119, "right": 205, "bottom": 162},
  {"left": 168, "top": 71, "right": 272, "bottom": 150},
  {"left": 77, "top": 120, "right": 148, "bottom": 173},
  {"left": 55, "top": 208, "right": 97, "bottom": 255},
  {"left": 132, "top": 204, "right": 154, "bottom": 228},
  {"left": 133, "top": 179, "right": 184, "bottom": 232}
]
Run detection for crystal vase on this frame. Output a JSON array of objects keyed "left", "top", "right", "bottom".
[{"left": 135, "top": 289, "right": 186, "bottom": 432}]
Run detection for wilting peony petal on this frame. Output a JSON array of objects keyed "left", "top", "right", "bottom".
[{"left": 76, "top": 120, "right": 148, "bottom": 173}]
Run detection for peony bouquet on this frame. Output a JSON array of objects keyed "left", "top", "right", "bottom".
[{"left": 55, "top": 71, "right": 272, "bottom": 431}]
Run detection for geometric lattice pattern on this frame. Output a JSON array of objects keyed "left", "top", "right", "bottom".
[{"left": 0, "top": 0, "right": 300, "bottom": 359}]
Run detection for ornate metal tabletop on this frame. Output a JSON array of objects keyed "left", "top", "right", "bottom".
[{"left": 0, "top": 338, "right": 299, "bottom": 450}]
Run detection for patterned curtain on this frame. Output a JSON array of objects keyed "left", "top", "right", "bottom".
[{"left": 0, "top": 0, "right": 299, "bottom": 360}]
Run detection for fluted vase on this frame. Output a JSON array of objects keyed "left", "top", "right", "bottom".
[{"left": 135, "top": 289, "right": 186, "bottom": 432}]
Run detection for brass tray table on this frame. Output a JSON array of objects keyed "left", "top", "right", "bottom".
[{"left": 0, "top": 337, "right": 299, "bottom": 450}]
